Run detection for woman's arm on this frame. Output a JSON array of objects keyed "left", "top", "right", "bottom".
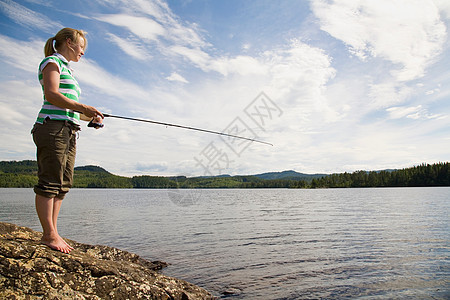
[
  {"left": 42, "top": 63, "right": 103, "bottom": 119},
  {"left": 80, "top": 114, "right": 92, "bottom": 121}
]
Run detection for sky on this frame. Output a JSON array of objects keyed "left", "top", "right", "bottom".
[{"left": 0, "top": 0, "right": 449, "bottom": 177}]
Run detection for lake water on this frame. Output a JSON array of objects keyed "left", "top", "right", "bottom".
[{"left": 0, "top": 187, "right": 449, "bottom": 299}]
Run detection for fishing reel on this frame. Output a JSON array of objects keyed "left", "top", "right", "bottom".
[{"left": 88, "top": 119, "right": 104, "bottom": 129}]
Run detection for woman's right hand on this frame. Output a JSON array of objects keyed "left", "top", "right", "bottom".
[{"left": 83, "top": 105, "right": 104, "bottom": 119}]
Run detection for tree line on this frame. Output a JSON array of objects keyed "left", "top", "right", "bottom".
[
  {"left": 309, "top": 162, "right": 449, "bottom": 188},
  {"left": 0, "top": 160, "right": 448, "bottom": 189}
]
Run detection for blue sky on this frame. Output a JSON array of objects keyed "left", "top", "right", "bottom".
[{"left": 0, "top": 0, "right": 449, "bottom": 176}]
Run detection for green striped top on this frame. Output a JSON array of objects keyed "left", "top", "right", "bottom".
[{"left": 36, "top": 53, "right": 81, "bottom": 125}]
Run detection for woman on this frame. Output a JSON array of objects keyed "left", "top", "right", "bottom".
[{"left": 32, "top": 28, "right": 103, "bottom": 253}]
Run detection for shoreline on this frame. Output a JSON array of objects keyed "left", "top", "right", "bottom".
[{"left": 0, "top": 222, "right": 215, "bottom": 299}]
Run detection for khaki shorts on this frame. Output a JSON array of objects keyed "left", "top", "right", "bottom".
[{"left": 32, "top": 119, "right": 80, "bottom": 199}]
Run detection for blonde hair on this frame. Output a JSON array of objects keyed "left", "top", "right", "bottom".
[{"left": 44, "top": 28, "right": 87, "bottom": 57}]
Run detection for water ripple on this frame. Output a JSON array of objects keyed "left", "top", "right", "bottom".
[{"left": 0, "top": 187, "right": 448, "bottom": 299}]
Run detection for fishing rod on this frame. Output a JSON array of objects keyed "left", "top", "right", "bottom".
[{"left": 89, "top": 113, "right": 273, "bottom": 146}]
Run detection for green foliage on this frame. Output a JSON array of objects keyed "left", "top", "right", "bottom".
[
  {"left": 0, "top": 160, "right": 38, "bottom": 174},
  {"left": 73, "top": 169, "right": 132, "bottom": 188},
  {"left": 0, "top": 160, "right": 448, "bottom": 189},
  {"left": 0, "top": 160, "right": 38, "bottom": 187},
  {"left": 0, "top": 161, "right": 132, "bottom": 189},
  {"left": 254, "top": 170, "right": 326, "bottom": 181},
  {"left": 131, "top": 176, "right": 177, "bottom": 188},
  {"left": 0, "top": 173, "right": 37, "bottom": 188},
  {"left": 310, "top": 162, "right": 450, "bottom": 188},
  {"left": 74, "top": 165, "right": 110, "bottom": 173}
]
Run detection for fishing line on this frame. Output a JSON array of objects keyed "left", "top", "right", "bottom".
[{"left": 93, "top": 113, "right": 273, "bottom": 146}]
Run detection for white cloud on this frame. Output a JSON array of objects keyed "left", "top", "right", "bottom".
[
  {"left": 386, "top": 105, "right": 446, "bottom": 120},
  {"left": 93, "top": 0, "right": 209, "bottom": 61},
  {"left": 209, "top": 55, "right": 268, "bottom": 76},
  {"left": 122, "top": 0, "right": 208, "bottom": 48},
  {"left": 267, "top": 40, "right": 336, "bottom": 96},
  {"left": 119, "top": 0, "right": 169, "bottom": 20},
  {"left": 169, "top": 45, "right": 211, "bottom": 70},
  {"left": 91, "top": 2, "right": 268, "bottom": 79},
  {"left": 75, "top": 58, "right": 155, "bottom": 110},
  {"left": 169, "top": 38, "right": 334, "bottom": 94},
  {"left": 386, "top": 105, "right": 423, "bottom": 119},
  {"left": 0, "top": 80, "right": 40, "bottom": 123},
  {"left": 242, "top": 43, "right": 251, "bottom": 51},
  {"left": 425, "top": 87, "right": 441, "bottom": 95},
  {"left": 433, "top": 0, "right": 450, "bottom": 19},
  {"left": 311, "top": 0, "right": 447, "bottom": 81},
  {"left": 0, "top": 79, "right": 43, "bottom": 158},
  {"left": 105, "top": 33, "right": 149, "bottom": 60},
  {"left": 136, "top": 161, "right": 168, "bottom": 172},
  {"left": 95, "top": 14, "right": 166, "bottom": 41},
  {"left": 367, "top": 82, "right": 412, "bottom": 109},
  {"left": 0, "top": 34, "right": 44, "bottom": 73},
  {"left": 166, "top": 72, "right": 189, "bottom": 83},
  {"left": 0, "top": 0, "right": 62, "bottom": 32}
]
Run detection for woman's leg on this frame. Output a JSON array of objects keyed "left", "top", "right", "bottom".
[
  {"left": 35, "top": 194, "right": 72, "bottom": 253},
  {"left": 52, "top": 130, "right": 76, "bottom": 250},
  {"left": 52, "top": 197, "right": 61, "bottom": 232},
  {"left": 52, "top": 197, "right": 74, "bottom": 250}
]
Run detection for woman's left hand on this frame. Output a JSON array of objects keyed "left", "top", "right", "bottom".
[{"left": 92, "top": 115, "right": 103, "bottom": 124}]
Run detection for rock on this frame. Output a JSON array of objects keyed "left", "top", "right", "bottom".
[
  {"left": 222, "top": 287, "right": 242, "bottom": 296},
  {"left": 0, "top": 222, "right": 215, "bottom": 299}
]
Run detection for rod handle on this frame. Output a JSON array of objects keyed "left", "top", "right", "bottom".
[{"left": 88, "top": 120, "right": 104, "bottom": 129}]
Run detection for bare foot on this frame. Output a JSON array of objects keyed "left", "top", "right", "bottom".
[
  {"left": 54, "top": 230, "right": 74, "bottom": 250},
  {"left": 62, "top": 238, "right": 74, "bottom": 250},
  {"left": 41, "top": 235, "right": 73, "bottom": 254}
]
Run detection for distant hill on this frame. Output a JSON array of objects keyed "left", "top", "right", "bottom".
[
  {"left": 74, "top": 165, "right": 110, "bottom": 174},
  {"left": 253, "top": 170, "right": 327, "bottom": 181},
  {"left": 193, "top": 170, "right": 325, "bottom": 181},
  {"left": 0, "top": 162, "right": 110, "bottom": 175}
]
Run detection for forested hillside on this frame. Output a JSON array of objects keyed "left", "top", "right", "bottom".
[
  {"left": 310, "top": 163, "right": 449, "bottom": 188},
  {"left": 0, "top": 161, "right": 448, "bottom": 188}
]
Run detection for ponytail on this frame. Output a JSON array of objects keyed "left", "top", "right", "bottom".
[
  {"left": 44, "top": 37, "right": 56, "bottom": 57},
  {"left": 43, "top": 28, "right": 87, "bottom": 57}
]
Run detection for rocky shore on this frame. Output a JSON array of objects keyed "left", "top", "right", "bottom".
[{"left": 0, "top": 222, "right": 215, "bottom": 299}]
